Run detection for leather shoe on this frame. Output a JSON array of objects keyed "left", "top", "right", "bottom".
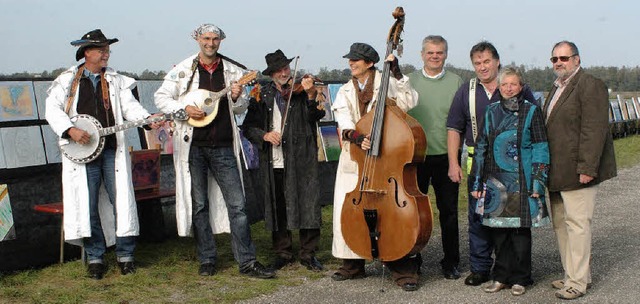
[
  {"left": 483, "top": 281, "right": 508, "bottom": 293},
  {"left": 401, "top": 282, "right": 418, "bottom": 291},
  {"left": 300, "top": 257, "right": 324, "bottom": 272},
  {"left": 442, "top": 266, "right": 461, "bottom": 280},
  {"left": 240, "top": 261, "right": 276, "bottom": 279},
  {"left": 331, "top": 270, "right": 366, "bottom": 281},
  {"left": 117, "top": 261, "right": 136, "bottom": 275},
  {"left": 87, "top": 263, "right": 106, "bottom": 280},
  {"left": 551, "top": 279, "right": 592, "bottom": 290},
  {"left": 465, "top": 272, "right": 490, "bottom": 286},
  {"left": 270, "top": 256, "right": 295, "bottom": 270},
  {"left": 198, "top": 263, "right": 216, "bottom": 276},
  {"left": 511, "top": 284, "right": 526, "bottom": 296}
]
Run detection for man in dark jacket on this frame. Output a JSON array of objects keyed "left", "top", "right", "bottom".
[
  {"left": 242, "top": 49, "right": 325, "bottom": 271},
  {"left": 544, "top": 41, "right": 617, "bottom": 300}
]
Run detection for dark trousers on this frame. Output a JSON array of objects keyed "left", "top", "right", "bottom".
[
  {"left": 416, "top": 154, "right": 460, "bottom": 269},
  {"left": 490, "top": 227, "right": 532, "bottom": 286},
  {"left": 272, "top": 169, "right": 320, "bottom": 260},
  {"left": 467, "top": 177, "right": 494, "bottom": 275}
]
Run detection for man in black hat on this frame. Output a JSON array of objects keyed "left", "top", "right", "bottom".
[
  {"left": 242, "top": 50, "right": 326, "bottom": 272},
  {"left": 154, "top": 24, "right": 274, "bottom": 279},
  {"left": 45, "top": 29, "right": 162, "bottom": 279},
  {"left": 330, "top": 42, "right": 422, "bottom": 291}
]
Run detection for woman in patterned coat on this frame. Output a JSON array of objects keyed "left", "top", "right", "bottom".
[{"left": 470, "top": 67, "right": 550, "bottom": 296}]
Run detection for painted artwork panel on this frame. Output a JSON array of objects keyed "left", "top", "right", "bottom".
[
  {"left": 317, "top": 85, "right": 334, "bottom": 122},
  {"left": 316, "top": 125, "right": 326, "bottom": 162},
  {"left": 625, "top": 100, "right": 637, "bottom": 120},
  {"left": 136, "top": 81, "right": 162, "bottom": 113},
  {"left": 130, "top": 149, "right": 161, "bottom": 191},
  {"left": 610, "top": 100, "right": 623, "bottom": 122},
  {"left": 0, "top": 184, "right": 16, "bottom": 241},
  {"left": 319, "top": 124, "right": 341, "bottom": 162},
  {"left": 0, "top": 81, "right": 38, "bottom": 122},
  {"left": 143, "top": 121, "right": 174, "bottom": 154},
  {"left": 328, "top": 84, "right": 342, "bottom": 105},
  {"left": 0, "top": 132, "right": 5, "bottom": 169},
  {"left": 0, "top": 126, "right": 46, "bottom": 168},
  {"left": 124, "top": 128, "right": 142, "bottom": 151},
  {"left": 41, "top": 125, "right": 63, "bottom": 163},
  {"left": 33, "top": 81, "right": 52, "bottom": 119}
]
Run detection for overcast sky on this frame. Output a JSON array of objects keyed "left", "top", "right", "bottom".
[{"left": 1, "top": 0, "right": 638, "bottom": 74}]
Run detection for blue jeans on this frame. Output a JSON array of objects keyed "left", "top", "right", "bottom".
[
  {"left": 467, "top": 176, "right": 493, "bottom": 274},
  {"left": 189, "top": 146, "right": 257, "bottom": 268},
  {"left": 85, "top": 149, "right": 135, "bottom": 264}
]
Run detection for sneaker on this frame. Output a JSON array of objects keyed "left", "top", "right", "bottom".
[
  {"left": 511, "top": 284, "right": 526, "bottom": 296},
  {"left": 87, "top": 263, "right": 106, "bottom": 280},
  {"left": 117, "top": 261, "right": 136, "bottom": 275},
  {"left": 240, "top": 261, "right": 275, "bottom": 279},
  {"left": 555, "top": 286, "right": 584, "bottom": 300},
  {"left": 198, "top": 263, "right": 216, "bottom": 276},
  {"left": 270, "top": 256, "right": 295, "bottom": 270}
]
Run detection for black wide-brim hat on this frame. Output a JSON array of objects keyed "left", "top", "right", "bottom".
[
  {"left": 71, "top": 29, "right": 119, "bottom": 61},
  {"left": 262, "top": 49, "right": 293, "bottom": 75},
  {"left": 342, "top": 42, "right": 380, "bottom": 63}
]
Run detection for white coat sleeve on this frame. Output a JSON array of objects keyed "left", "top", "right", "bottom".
[
  {"left": 45, "top": 77, "right": 75, "bottom": 137},
  {"left": 389, "top": 74, "right": 418, "bottom": 112},
  {"left": 118, "top": 76, "right": 151, "bottom": 121},
  {"left": 154, "top": 72, "right": 186, "bottom": 114},
  {"left": 331, "top": 86, "right": 356, "bottom": 130}
]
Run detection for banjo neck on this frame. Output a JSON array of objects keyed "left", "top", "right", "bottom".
[{"left": 98, "top": 115, "right": 166, "bottom": 137}]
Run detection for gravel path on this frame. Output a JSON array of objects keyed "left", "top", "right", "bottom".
[{"left": 241, "top": 164, "right": 640, "bottom": 304}]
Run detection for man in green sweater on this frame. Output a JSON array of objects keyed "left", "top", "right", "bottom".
[{"left": 408, "top": 35, "right": 464, "bottom": 280}]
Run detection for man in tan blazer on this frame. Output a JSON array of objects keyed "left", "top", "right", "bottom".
[{"left": 544, "top": 40, "right": 617, "bottom": 300}]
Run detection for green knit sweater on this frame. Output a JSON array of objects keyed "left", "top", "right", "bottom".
[{"left": 408, "top": 70, "right": 463, "bottom": 155}]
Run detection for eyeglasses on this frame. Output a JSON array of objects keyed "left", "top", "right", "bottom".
[{"left": 550, "top": 54, "right": 576, "bottom": 63}]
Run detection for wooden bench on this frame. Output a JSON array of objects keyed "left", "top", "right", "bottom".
[{"left": 32, "top": 187, "right": 175, "bottom": 264}]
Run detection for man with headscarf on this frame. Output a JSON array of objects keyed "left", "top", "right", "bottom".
[
  {"left": 154, "top": 24, "right": 274, "bottom": 278},
  {"left": 45, "top": 29, "right": 163, "bottom": 279}
]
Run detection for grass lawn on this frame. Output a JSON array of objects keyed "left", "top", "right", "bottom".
[{"left": 1, "top": 135, "right": 638, "bottom": 303}]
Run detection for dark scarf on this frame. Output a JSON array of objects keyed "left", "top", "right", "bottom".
[
  {"left": 500, "top": 92, "right": 524, "bottom": 112},
  {"left": 352, "top": 69, "right": 376, "bottom": 115}
]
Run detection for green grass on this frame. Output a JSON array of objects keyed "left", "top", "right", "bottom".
[{"left": 1, "top": 134, "right": 638, "bottom": 303}]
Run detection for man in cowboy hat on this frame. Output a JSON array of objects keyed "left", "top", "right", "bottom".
[
  {"left": 45, "top": 29, "right": 162, "bottom": 279},
  {"left": 154, "top": 24, "right": 274, "bottom": 278},
  {"left": 242, "top": 49, "right": 325, "bottom": 271}
]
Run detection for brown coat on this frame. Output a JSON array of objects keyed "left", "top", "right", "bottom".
[{"left": 544, "top": 68, "right": 617, "bottom": 192}]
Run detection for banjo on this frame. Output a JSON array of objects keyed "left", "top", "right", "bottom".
[
  {"left": 59, "top": 109, "right": 187, "bottom": 164},
  {"left": 186, "top": 71, "right": 257, "bottom": 128}
]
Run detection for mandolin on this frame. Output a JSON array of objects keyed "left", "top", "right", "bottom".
[{"left": 186, "top": 71, "right": 257, "bottom": 127}]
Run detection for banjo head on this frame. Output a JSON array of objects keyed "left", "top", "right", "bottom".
[{"left": 60, "top": 114, "right": 105, "bottom": 163}]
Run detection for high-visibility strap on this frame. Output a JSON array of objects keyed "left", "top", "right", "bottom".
[{"left": 469, "top": 78, "right": 478, "bottom": 143}]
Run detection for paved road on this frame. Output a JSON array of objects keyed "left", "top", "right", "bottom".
[{"left": 241, "top": 164, "right": 640, "bottom": 304}]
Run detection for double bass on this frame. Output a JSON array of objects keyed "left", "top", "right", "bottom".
[{"left": 340, "top": 7, "right": 433, "bottom": 262}]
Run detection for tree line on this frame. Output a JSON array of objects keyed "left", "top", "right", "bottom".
[{"left": 3, "top": 65, "right": 640, "bottom": 93}]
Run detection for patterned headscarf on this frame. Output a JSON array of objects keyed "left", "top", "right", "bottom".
[{"left": 191, "top": 23, "right": 226, "bottom": 40}]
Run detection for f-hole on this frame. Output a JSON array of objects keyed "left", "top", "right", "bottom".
[{"left": 388, "top": 177, "right": 407, "bottom": 208}]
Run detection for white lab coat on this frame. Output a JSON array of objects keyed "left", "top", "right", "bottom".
[
  {"left": 154, "top": 54, "right": 249, "bottom": 236},
  {"left": 330, "top": 70, "right": 418, "bottom": 259},
  {"left": 45, "top": 66, "right": 150, "bottom": 246}
]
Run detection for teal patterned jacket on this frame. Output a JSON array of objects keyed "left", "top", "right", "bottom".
[{"left": 470, "top": 96, "right": 550, "bottom": 228}]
